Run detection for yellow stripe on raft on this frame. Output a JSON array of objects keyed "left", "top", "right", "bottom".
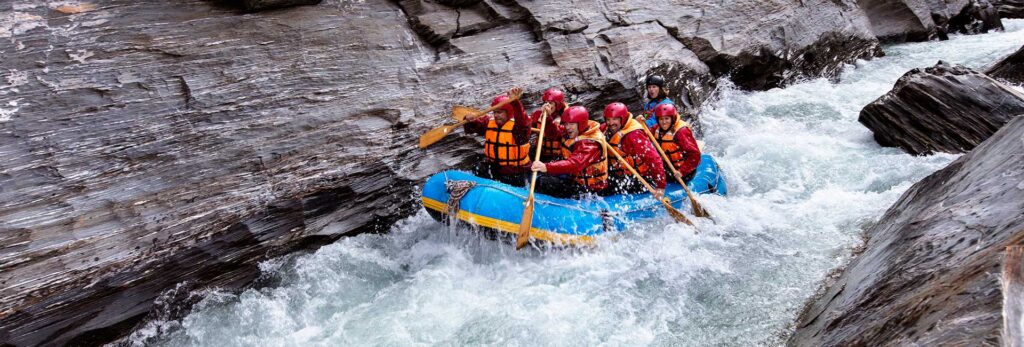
[{"left": 422, "top": 197, "right": 596, "bottom": 247}]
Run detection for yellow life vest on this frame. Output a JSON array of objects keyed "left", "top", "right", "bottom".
[
  {"left": 484, "top": 119, "right": 531, "bottom": 167},
  {"left": 560, "top": 121, "right": 608, "bottom": 190}
]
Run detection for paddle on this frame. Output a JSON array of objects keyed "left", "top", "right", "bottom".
[
  {"left": 452, "top": 105, "right": 478, "bottom": 122},
  {"left": 419, "top": 96, "right": 519, "bottom": 149},
  {"left": 639, "top": 121, "right": 712, "bottom": 219},
  {"left": 600, "top": 140, "right": 694, "bottom": 226},
  {"left": 517, "top": 109, "right": 549, "bottom": 250}
]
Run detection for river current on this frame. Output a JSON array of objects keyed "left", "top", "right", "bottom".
[{"left": 127, "top": 20, "right": 1024, "bottom": 346}]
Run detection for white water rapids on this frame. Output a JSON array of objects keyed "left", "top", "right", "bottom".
[{"left": 127, "top": 21, "right": 1024, "bottom": 346}]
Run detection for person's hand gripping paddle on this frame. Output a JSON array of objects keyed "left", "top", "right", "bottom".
[{"left": 419, "top": 96, "right": 519, "bottom": 149}]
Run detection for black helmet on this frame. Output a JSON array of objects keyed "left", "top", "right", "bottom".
[{"left": 645, "top": 75, "right": 665, "bottom": 88}]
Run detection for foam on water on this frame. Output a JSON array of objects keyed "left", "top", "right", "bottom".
[{"left": 126, "top": 21, "right": 1024, "bottom": 346}]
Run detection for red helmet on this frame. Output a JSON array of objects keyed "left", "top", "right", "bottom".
[
  {"left": 562, "top": 106, "right": 590, "bottom": 132},
  {"left": 542, "top": 88, "right": 565, "bottom": 104},
  {"left": 654, "top": 103, "right": 678, "bottom": 120},
  {"left": 603, "top": 102, "right": 630, "bottom": 124},
  {"left": 491, "top": 95, "right": 515, "bottom": 116}
]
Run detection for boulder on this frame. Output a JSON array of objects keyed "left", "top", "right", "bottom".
[
  {"left": 948, "top": 0, "right": 1005, "bottom": 35},
  {"left": 789, "top": 115, "right": 1024, "bottom": 346},
  {"left": 857, "top": 0, "right": 947, "bottom": 42},
  {"left": 987, "top": 45, "right": 1024, "bottom": 84},
  {"left": 993, "top": 0, "right": 1024, "bottom": 17},
  {"left": 581, "top": 0, "right": 882, "bottom": 90},
  {"left": 0, "top": 0, "right": 882, "bottom": 345},
  {"left": 856, "top": 0, "right": 1004, "bottom": 42},
  {"left": 858, "top": 61, "right": 1024, "bottom": 155}
]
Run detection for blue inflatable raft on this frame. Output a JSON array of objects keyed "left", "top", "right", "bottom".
[{"left": 421, "top": 154, "right": 727, "bottom": 247}]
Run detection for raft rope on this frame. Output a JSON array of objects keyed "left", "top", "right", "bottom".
[
  {"left": 445, "top": 180, "right": 476, "bottom": 223},
  {"left": 443, "top": 177, "right": 679, "bottom": 216},
  {"left": 600, "top": 211, "right": 616, "bottom": 233},
  {"left": 470, "top": 181, "right": 626, "bottom": 233}
]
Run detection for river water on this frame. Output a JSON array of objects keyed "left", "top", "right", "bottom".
[{"left": 127, "top": 21, "right": 1024, "bottom": 346}]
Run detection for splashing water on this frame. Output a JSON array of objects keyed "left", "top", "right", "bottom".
[{"left": 127, "top": 21, "right": 1024, "bottom": 346}]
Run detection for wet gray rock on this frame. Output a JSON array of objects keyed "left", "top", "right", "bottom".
[
  {"left": 993, "top": 0, "right": 1024, "bottom": 17},
  {"left": 0, "top": 0, "right": 883, "bottom": 345},
  {"left": 858, "top": 61, "right": 1024, "bottom": 155},
  {"left": 1005, "top": 246, "right": 1024, "bottom": 345},
  {"left": 948, "top": 0, "right": 1005, "bottom": 35},
  {"left": 789, "top": 115, "right": 1024, "bottom": 346},
  {"left": 232, "top": 0, "right": 323, "bottom": 11},
  {"left": 577, "top": 0, "right": 882, "bottom": 90},
  {"left": 987, "top": 45, "right": 1024, "bottom": 84},
  {"left": 857, "top": 0, "right": 1003, "bottom": 42},
  {"left": 856, "top": 0, "right": 954, "bottom": 41}
]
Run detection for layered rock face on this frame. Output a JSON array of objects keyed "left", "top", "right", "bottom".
[
  {"left": 856, "top": 0, "right": 1004, "bottom": 41},
  {"left": 0, "top": 0, "right": 883, "bottom": 345},
  {"left": 855, "top": 0, "right": 955, "bottom": 41},
  {"left": 993, "top": 0, "right": 1024, "bottom": 18},
  {"left": 789, "top": 115, "right": 1024, "bottom": 346},
  {"left": 234, "top": 0, "right": 323, "bottom": 11},
  {"left": 987, "top": 45, "right": 1024, "bottom": 84},
  {"left": 947, "top": 0, "right": 1005, "bottom": 35},
  {"left": 858, "top": 61, "right": 1024, "bottom": 155}
]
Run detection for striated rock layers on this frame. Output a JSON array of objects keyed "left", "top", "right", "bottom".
[
  {"left": 993, "top": 0, "right": 1024, "bottom": 18},
  {"left": 857, "top": 0, "right": 1004, "bottom": 42},
  {"left": 947, "top": 0, "right": 1005, "bottom": 35},
  {"left": 856, "top": 0, "right": 962, "bottom": 41},
  {"left": 789, "top": 115, "right": 1024, "bottom": 346},
  {"left": 858, "top": 61, "right": 1024, "bottom": 155},
  {"left": 232, "top": 0, "right": 323, "bottom": 11},
  {"left": 1, "top": 0, "right": 882, "bottom": 345},
  {"left": 987, "top": 45, "right": 1024, "bottom": 84}
]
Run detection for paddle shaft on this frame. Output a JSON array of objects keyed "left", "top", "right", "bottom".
[
  {"left": 449, "top": 119, "right": 469, "bottom": 130},
  {"left": 418, "top": 120, "right": 468, "bottom": 149},
  {"left": 516, "top": 109, "right": 549, "bottom": 249},
  {"left": 449, "top": 95, "right": 519, "bottom": 131},
  {"left": 420, "top": 95, "right": 520, "bottom": 149},
  {"left": 639, "top": 121, "right": 710, "bottom": 218},
  {"left": 450, "top": 94, "right": 522, "bottom": 132},
  {"left": 600, "top": 140, "right": 693, "bottom": 225},
  {"left": 601, "top": 140, "right": 660, "bottom": 198},
  {"left": 468, "top": 95, "right": 518, "bottom": 121},
  {"left": 527, "top": 110, "right": 549, "bottom": 198}
]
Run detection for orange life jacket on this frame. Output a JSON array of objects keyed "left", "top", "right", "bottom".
[
  {"left": 541, "top": 111, "right": 565, "bottom": 160},
  {"left": 560, "top": 121, "right": 608, "bottom": 191},
  {"left": 607, "top": 117, "right": 655, "bottom": 178},
  {"left": 541, "top": 132, "right": 563, "bottom": 159},
  {"left": 484, "top": 119, "right": 531, "bottom": 167},
  {"left": 654, "top": 119, "right": 697, "bottom": 173}
]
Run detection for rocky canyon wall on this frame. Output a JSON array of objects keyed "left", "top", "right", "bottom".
[
  {"left": 2, "top": 0, "right": 886, "bottom": 345},
  {"left": 789, "top": 116, "right": 1024, "bottom": 346},
  {"left": 857, "top": 0, "right": 1004, "bottom": 41}
]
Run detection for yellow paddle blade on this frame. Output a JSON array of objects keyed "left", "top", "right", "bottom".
[
  {"left": 516, "top": 199, "right": 535, "bottom": 250},
  {"left": 662, "top": 199, "right": 694, "bottom": 226},
  {"left": 680, "top": 184, "right": 712, "bottom": 219},
  {"left": 691, "top": 198, "right": 711, "bottom": 218},
  {"left": 419, "top": 123, "right": 460, "bottom": 149},
  {"left": 452, "top": 106, "right": 482, "bottom": 122}
]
